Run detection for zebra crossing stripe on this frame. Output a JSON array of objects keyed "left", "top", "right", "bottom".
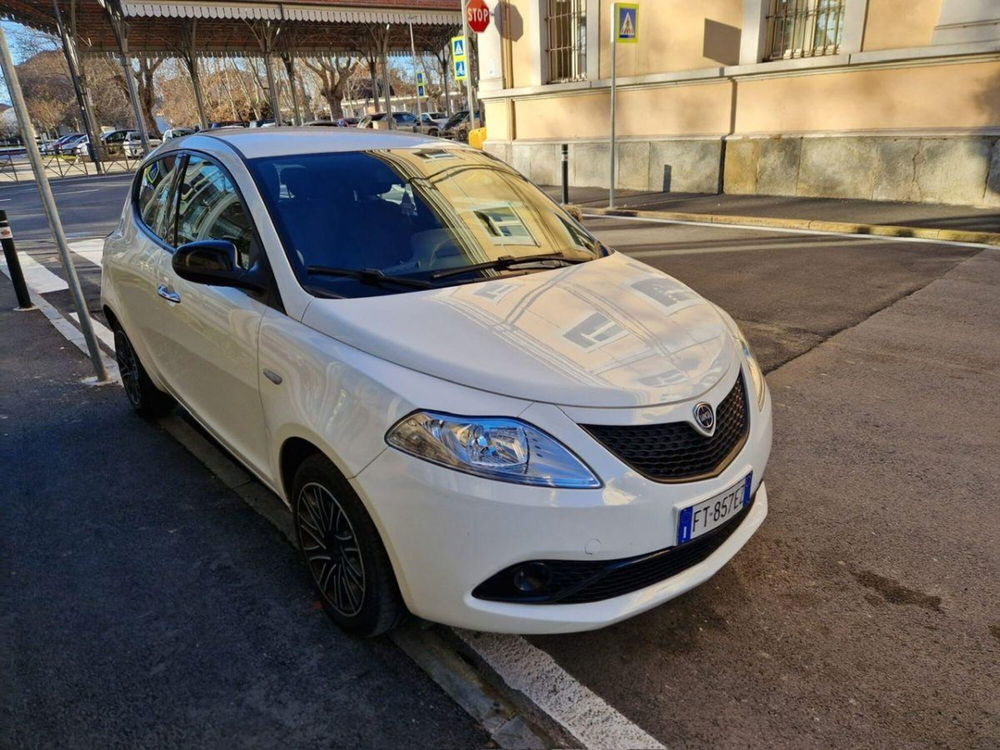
[
  {"left": 68, "top": 238, "right": 104, "bottom": 267},
  {"left": 68, "top": 311, "right": 116, "bottom": 352},
  {"left": 0, "top": 250, "right": 68, "bottom": 293}
]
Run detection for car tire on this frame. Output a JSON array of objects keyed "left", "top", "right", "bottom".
[
  {"left": 112, "top": 323, "right": 176, "bottom": 418},
  {"left": 292, "top": 454, "right": 406, "bottom": 637}
]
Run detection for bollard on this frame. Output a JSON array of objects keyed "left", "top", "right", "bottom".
[
  {"left": 0, "top": 210, "right": 34, "bottom": 310},
  {"left": 561, "top": 144, "right": 569, "bottom": 205}
]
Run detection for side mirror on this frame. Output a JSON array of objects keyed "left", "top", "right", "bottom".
[{"left": 172, "top": 240, "right": 265, "bottom": 291}]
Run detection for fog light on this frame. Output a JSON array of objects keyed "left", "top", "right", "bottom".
[{"left": 512, "top": 562, "right": 551, "bottom": 593}]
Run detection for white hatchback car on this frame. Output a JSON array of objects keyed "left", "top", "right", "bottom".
[{"left": 101, "top": 129, "right": 772, "bottom": 636}]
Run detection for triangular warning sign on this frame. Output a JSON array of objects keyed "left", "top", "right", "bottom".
[{"left": 620, "top": 12, "right": 634, "bottom": 37}]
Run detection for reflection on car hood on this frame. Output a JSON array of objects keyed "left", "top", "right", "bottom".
[{"left": 301, "top": 253, "right": 737, "bottom": 408}]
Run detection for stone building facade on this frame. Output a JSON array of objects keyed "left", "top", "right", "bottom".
[{"left": 477, "top": 0, "right": 1000, "bottom": 206}]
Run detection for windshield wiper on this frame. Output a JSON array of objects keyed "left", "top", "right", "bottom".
[
  {"left": 430, "top": 253, "right": 586, "bottom": 280},
  {"left": 306, "top": 266, "right": 436, "bottom": 290}
]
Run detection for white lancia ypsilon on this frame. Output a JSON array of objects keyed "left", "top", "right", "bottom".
[{"left": 101, "top": 129, "right": 772, "bottom": 636}]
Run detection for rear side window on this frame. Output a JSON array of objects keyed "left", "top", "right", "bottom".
[
  {"left": 135, "top": 155, "right": 181, "bottom": 245},
  {"left": 175, "top": 155, "right": 256, "bottom": 270}
]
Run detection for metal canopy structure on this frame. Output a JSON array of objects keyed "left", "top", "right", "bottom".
[
  {"left": 0, "top": 0, "right": 461, "bottom": 56},
  {"left": 0, "top": 0, "right": 463, "bottom": 155}
]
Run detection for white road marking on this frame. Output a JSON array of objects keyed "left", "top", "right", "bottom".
[
  {"left": 456, "top": 630, "right": 665, "bottom": 749},
  {"left": 583, "top": 212, "right": 1000, "bottom": 251},
  {"left": 69, "top": 238, "right": 104, "bottom": 266},
  {"left": 68, "top": 311, "right": 116, "bottom": 350},
  {"left": 0, "top": 250, "right": 68, "bottom": 293}
]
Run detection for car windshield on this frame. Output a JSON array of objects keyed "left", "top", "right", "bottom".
[{"left": 248, "top": 148, "right": 605, "bottom": 298}]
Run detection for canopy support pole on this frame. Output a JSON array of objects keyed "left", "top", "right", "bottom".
[
  {"left": 180, "top": 19, "right": 208, "bottom": 130},
  {"left": 53, "top": 0, "right": 103, "bottom": 173},
  {"left": 105, "top": 0, "right": 151, "bottom": 155},
  {"left": 281, "top": 53, "right": 302, "bottom": 126}
]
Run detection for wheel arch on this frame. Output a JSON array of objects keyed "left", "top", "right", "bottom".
[{"left": 278, "top": 434, "right": 411, "bottom": 605}]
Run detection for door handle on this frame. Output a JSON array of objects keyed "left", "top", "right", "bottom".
[{"left": 157, "top": 284, "right": 181, "bottom": 303}]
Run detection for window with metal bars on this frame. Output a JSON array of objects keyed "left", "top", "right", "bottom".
[
  {"left": 765, "top": 0, "right": 845, "bottom": 60},
  {"left": 545, "top": 0, "right": 586, "bottom": 83}
]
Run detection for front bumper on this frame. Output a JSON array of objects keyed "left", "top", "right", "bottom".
[{"left": 353, "top": 379, "right": 772, "bottom": 634}]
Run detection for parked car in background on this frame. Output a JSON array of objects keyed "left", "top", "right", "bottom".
[
  {"left": 43, "top": 133, "right": 83, "bottom": 155},
  {"left": 123, "top": 131, "right": 163, "bottom": 157},
  {"left": 417, "top": 112, "right": 449, "bottom": 137},
  {"left": 420, "top": 112, "right": 448, "bottom": 128},
  {"left": 337, "top": 117, "right": 359, "bottom": 127},
  {"left": 163, "top": 127, "right": 197, "bottom": 140},
  {"left": 208, "top": 120, "right": 248, "bottom": 129},
  {"left": 99, "top": 129, "right": 134, "bottom": 155},
  {"left": 305, "top": 119, "right": 338, "bottom": 126},
  {"left": 54, "top": 133, "right": 86, "bottom": 155},
  {"left": 356, "top": 112, "right": 419, "bottom": 132},
  {"left": 440, "top": 110, "right": 483, "bottom": 143},
  {"left": 102, "top": 128, "right": 772, "bottom": 637}
]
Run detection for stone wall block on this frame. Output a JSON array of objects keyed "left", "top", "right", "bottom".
[
  {"left": 648, "top": 140, "right": 722, "bottom": 193},
  {"left": 723, "top": 138, "right": 760, "bottom": 194},
  {"left": 756, "top": 137, "right": 802, "bottom": 196},
  {"left": 797, "top": 137, "right": 877, "bottom": 199},
  {"left": 913, "top": 138, "right": 993, "bottom": 206}
]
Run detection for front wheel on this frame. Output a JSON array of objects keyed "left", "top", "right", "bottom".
[
  {"left": 113, "top": 323, "right": 176, "bottom": 418},
  {"left": 292, "top": 454, "right": 406, "bottom": 636}
]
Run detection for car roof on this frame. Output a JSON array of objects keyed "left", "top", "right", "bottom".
[{"left": 169, "top": 127, "right": 469, "bottom": 159}]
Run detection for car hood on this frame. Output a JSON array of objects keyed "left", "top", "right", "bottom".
[{"left": 301, "top": 253, "right": 737, "bottom": 408}]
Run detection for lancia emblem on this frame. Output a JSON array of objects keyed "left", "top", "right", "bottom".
[{"left": 693, "top": 402, "right": 716, "bottom": 437}]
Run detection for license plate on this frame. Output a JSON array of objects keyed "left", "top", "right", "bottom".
[{"left": 677, "top": 473, "right": 752, "bottom": 544}]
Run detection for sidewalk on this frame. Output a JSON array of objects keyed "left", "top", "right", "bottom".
[
  {"left": 0, "top": 279, "right": 487, "bottom": 748},
  {"left": 543, "top": 186, "right": 1000, "bottom": 243}
]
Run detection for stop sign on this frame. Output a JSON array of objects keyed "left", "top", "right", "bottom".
[{"left": 467, "top": 0, "right": 490, "bottom": 33}]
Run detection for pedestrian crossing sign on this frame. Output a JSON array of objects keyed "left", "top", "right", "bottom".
[
  {"left": 451, "top": 34, "right": 468, "bottom": 80},
  {"left": 615, "top": 3, "right": 638, "bottom": 44},
  {"left": 418, "top": 85, "right": 426, "bottom": 97},
  {"left": 416, "top": 71, "right": 424, "bottom": 84}
]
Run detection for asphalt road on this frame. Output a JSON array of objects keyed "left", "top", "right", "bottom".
[{"left": 2, "top": 175, "right": 998, "bottom": 748}]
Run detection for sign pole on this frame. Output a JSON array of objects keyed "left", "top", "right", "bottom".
[
  {"left": 0, "top": 25, "right": 109, "bottom": 383},
  {"left": 609, "top": 7, "right": 618, "bottom": 209},
  {"left": 460, "top": 0, "right": 478, "bottom": 130}
]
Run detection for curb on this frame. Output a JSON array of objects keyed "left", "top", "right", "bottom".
[{"left": 577, "top": 206, "right": 1000, "bottom": 246}]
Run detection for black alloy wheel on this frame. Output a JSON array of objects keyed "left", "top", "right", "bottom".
[
  {"left": 112, "top": 323, "right": 176, "bottom": 418},
  {"left": 292, "top": 454, "right": 405, "bottom": 636}
]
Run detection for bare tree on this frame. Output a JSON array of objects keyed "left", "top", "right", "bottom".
[
  {"left": 115, "top": 55, "right": 165, "bottom": 136},
  {"left": 302, "top": 56, "right": 357, "bottom": 120}
]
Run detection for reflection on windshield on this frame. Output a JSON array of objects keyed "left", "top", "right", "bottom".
[{"left": 248, "top": 148, "right": 604, "bottom": 298}]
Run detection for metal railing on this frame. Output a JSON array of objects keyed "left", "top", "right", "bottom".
[
  {"left": 765, "top": 0, "right": 845, "bottom": 60},
  {"left": 545, "top": 0, "right": 587, "bottom": 83}
]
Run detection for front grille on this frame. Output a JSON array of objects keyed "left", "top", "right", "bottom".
[
  {"left": 472, "top": 493, "right": 756, "bottom": 604},
  {"left": 582, "top": 374, "right": 749, "bottom": 483}
]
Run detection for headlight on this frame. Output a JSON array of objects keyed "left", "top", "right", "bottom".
[
  {"left": 714, "top": 306, "right": 767, "bottom": 411},
  {"left": 386, "top": 411, "right": 601, "bottom": 489}
]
